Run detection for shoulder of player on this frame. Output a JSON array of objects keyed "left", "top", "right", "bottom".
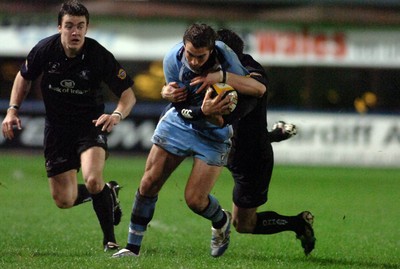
[
  {"left": 34, "top": 34, "right": 60, "bottom": 50},
  {"left": 26, "top": 34, "right": 62, "bottom": 61},
  {"left": 215, "top": 40, "right": 228, "bottom": 50},
  {"left": 164, "top": 42, "right": 184, "bottom": 62},
  {"left": 83, "top": 37, "right": 109, "bottom": 53},
  {"left": 163, "top": 42, "right": 184, "bottom": 72},
  {"left": 215, "top": 41, "right": 240, "bottom": 64},
  {"left": 241, "top": 54, "right": 264, "bottom": 72}
]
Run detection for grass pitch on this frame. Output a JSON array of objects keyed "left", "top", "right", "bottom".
[{"left": 0, "top": 152, "right": 399, "bottom": 269}]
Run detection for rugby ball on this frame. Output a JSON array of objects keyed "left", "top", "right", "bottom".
[{"left": 210, "top": 83, "right": 238, "bottom": 113}]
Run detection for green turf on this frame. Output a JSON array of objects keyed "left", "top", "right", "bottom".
[{"left": 0, "top": 153, "right": 399, "bottom": 269}]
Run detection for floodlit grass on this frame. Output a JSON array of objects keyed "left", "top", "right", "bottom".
[{"left": 0, "top": 152, "right": 399, "bottom": 269}]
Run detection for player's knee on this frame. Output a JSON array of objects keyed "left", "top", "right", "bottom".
[
  {"left": 185, "top": 197, "right": 202, "bottom": 212},
  {"left": 232, "top": 218, "right": 253, "bottom": 234},
  {"left": 139, "top": 176, "right": 162, "bottom": 197},
  {"left": 52, "top": 194, "right": 74, "bottom": 209},
  {"left": 84, "top": 176, "right": 103, "bottom": 194},
  {"left": 184, "top": 193, "right": 206, "bottom": 213}
]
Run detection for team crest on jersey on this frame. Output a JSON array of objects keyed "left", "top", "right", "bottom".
[
  {"left": 117, "top": 68, "right": 127, "bottom": 80},
  {"left": 79, "top": 70, "right": 90, "bottom": 80},
  {"left": 48, "top": 62, "right": 61, "bottom": 73}
]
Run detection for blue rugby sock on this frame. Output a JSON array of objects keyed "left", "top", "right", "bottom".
[
  {"left": 198, "top": 195, "right": 226, "bottom": 229},
  {"left": 126, "top": 190, "right": 158, "bottom": 254}
]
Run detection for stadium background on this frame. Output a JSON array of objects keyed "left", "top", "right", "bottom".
[{"left": 0, "top": 0, "right": 399, "bottom": 167}]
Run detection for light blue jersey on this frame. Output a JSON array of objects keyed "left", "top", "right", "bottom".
[
  {"left": 152, "top": 41, "right": 249, "bottom": 166},
  {"left": 163, "top": 41, "right": 249, "bottom": 128}
]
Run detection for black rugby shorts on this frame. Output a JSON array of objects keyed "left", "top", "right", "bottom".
[
  {"left": 229, "top": 143, "right": 274, "bottom": 208},
  {"left": 44, "top": 124, "right": 108, "bottom": 177}
]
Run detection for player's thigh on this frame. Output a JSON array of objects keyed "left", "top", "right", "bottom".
[
  {"left": 185, "top": 158, "right": 223, "bottom": 209},
  {"left": 48, "top": 169, "right": 79, "bottom": 208},
  {"left": 139, "top": 144, "right": 185, "bottom": 197},
  {"left": 80, "top": 146, "right": 106, "bottom": 192}
]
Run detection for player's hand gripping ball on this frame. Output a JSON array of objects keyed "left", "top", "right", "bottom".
[{"left": 210, "top": 83, "right": 238, "bottom": 114}]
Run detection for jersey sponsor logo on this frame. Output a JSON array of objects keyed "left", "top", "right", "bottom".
[
  {"left": 180, "top": 109, "right": 193, "bottom": 119},
  {"left": 117, "top": 68, "right": 127, "bottom": 80},
  {"left": 49, "top": 80, "right": 88, "bottom": 95},
  {"left": 60, "top": 79, "right": 75, "bottom": 88}
]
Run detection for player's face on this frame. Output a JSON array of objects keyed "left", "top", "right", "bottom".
[
  {"left": 58, "top": 15, "right": 88, "bottom": 57},
  {"left": 184, "top": 42, "right": 212, "bottom": 72}
]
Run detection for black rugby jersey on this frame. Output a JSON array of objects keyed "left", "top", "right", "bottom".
[
  {"left": 21, "top": 34, "right": 133, "bottom": 126},
  {"left": 228, "top": 53, "right": 269, "bottom": 169}
]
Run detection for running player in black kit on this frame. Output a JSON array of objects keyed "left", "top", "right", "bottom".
[
  {"left": 1, "top": 0, "right": 136, "bottom": 252},
  {"left": 216, "top": 29, "right": 315, "bottom": 256}
]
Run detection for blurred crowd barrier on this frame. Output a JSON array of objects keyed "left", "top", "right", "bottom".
[{"left": 1, "top": 101, "right": 399, "bottom": 168}]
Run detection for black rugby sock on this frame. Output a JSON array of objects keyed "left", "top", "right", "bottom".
[
  {"left": 73, "top": 184, "right": 92, "bottom": 206},
  {"left": 252, "top": 211, "right": 301, "bottom": 234},
  {"left": 92, "top": 184, "right": 116, "bottom": 244}
]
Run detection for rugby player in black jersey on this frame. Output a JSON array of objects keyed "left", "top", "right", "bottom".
[
  {"left": 1, "top": 0, "right": 136, "bottom": 252},
  {"left": 160, "top": 29, "right": 315, "bottom": 256},
  {"left": 216, "top": 29, "right": 315, "bottom": 256}
]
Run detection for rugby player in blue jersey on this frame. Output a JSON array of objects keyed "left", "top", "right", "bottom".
[
  {"left": 158, "top": 28, "right": 315, "bottom": 256},
  {"left": 112, "top": 23, "right": 265, "bottom": 258},
  {"left": 1, "top": 0, "right": 136, "bottom": 252}
]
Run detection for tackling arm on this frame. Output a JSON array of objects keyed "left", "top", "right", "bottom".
[
  {"left": 192, "top": 69, "right": 266, "bottom": 98},
  {"left": 224, "top": 71, "right": 266, "bottom": 98}
]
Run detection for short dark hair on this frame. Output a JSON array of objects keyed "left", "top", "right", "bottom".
[
  {"left": 183, "top": 23, "right": 217, "bottom": 50},
  {"left": 58, "top": 0, "right": 89, "bottom": 26},
  {"left": 217, "top": 28, "right": 244, "bottom": 57}
]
